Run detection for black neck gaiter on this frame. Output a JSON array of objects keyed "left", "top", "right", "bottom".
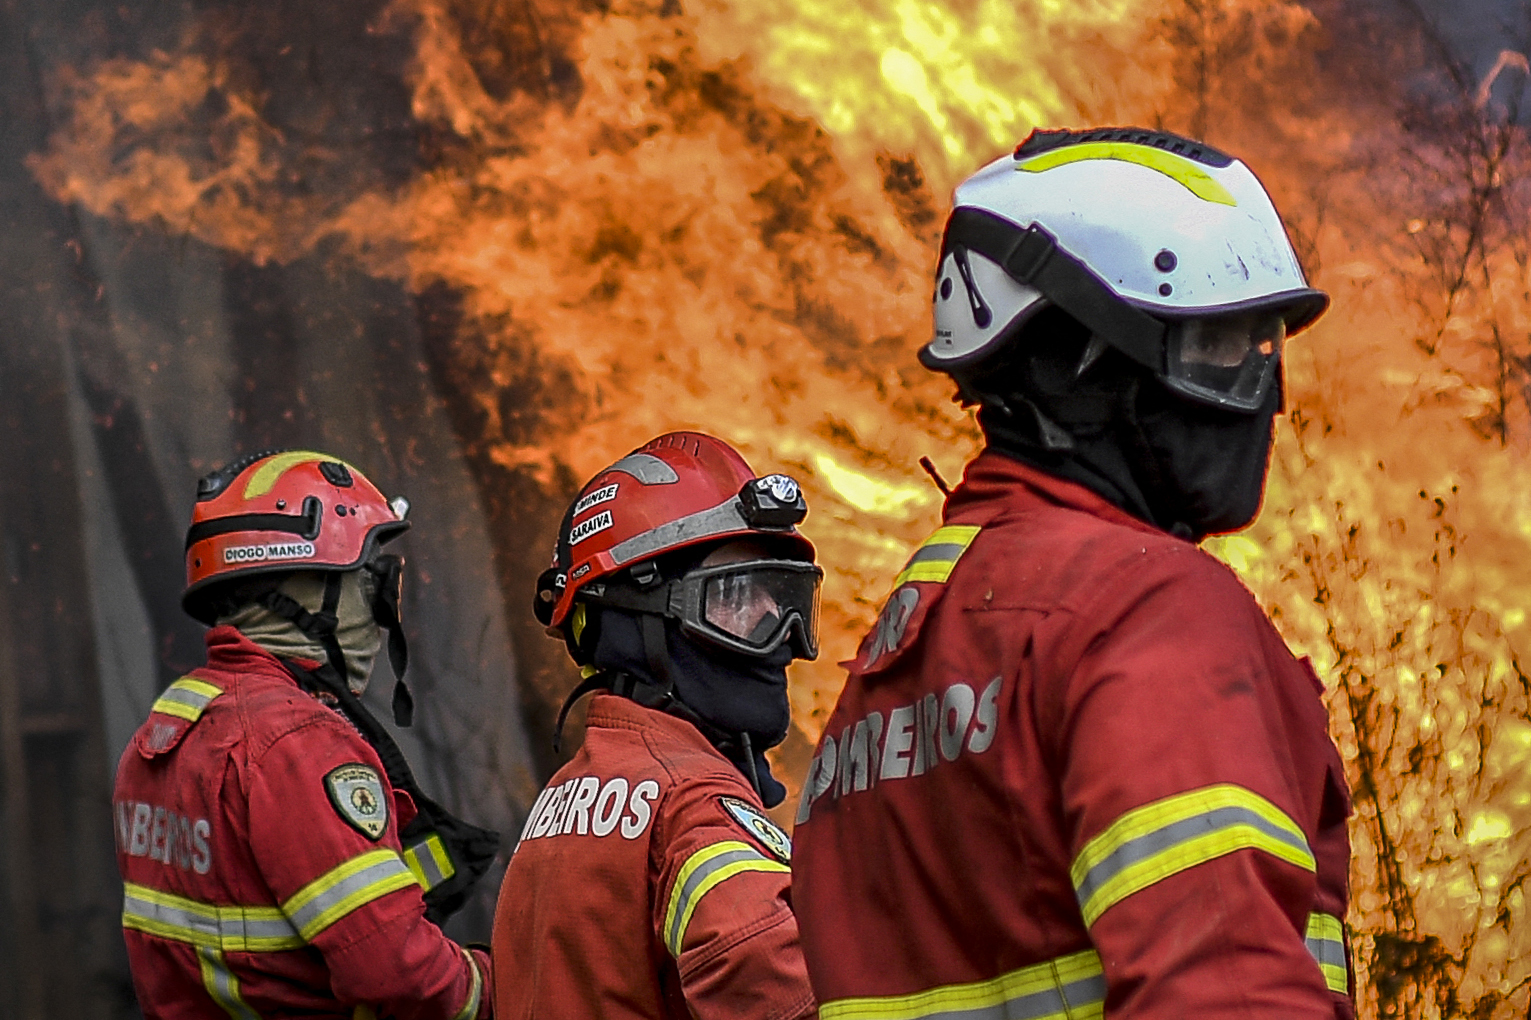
[
  {"left": 1123, "top": 378, "right": 1279, "bottom": 538},
  {"left": 591, "top": 609, "right": 792, "bottom": 806},
  {"left": 972, "top": 321, "right": 1279, "bottom": 540}
]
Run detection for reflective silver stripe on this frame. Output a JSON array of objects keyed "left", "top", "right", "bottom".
[
  {"left": 284, "top": 850, "right": 417, "bottom": 940},
  {"left": 1306, "top": 930, "right": 1346, "bottom": 968},
  {"left": 909, "top": 971, "right": 1107, "bottom": 1020},
  {"left": 904, "top": 542, "right": 970, "bottom": 566},
  {"left": 125, "top": 885, "right": 219, "bottom": 944},
  {"left": 452, "top": 946, "right": 483, "bottom": 1020},
  {"left": 197, "top": 947, "right": 260, "bottom": 1020},
  {"left": 664, "top": 843, "right": 786, "bottom": 955},
  {"left": 404, "top": 834, "right": 454, "bottom": 891},
  {"left": 158, "top": 685, "right": 216, "bottom": 710},
  {"left": 1305, "top": 912, "right": 1348, "bottom": 992},
  {"left": 608, "top": 453, "right": 680, "bottom": 485},
  {"left": 122, "top": 883, "right": 301, "bottom": 951},
  {"left": 609, "top": 499, "right": 747, "bottom": 567},
  {"left": 819, "top": 949, "right": 1105, "bottom": 1020},
  {"left": 152, "top": 678, "right": 223, "bottom": 721},
  {"left": 1073, "top": 798, "right": 1313, "bottom": 925}
]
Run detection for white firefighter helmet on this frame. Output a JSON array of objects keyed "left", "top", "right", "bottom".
[{"left": 923, "top": 127, "right": 1328, "bottom": 412}]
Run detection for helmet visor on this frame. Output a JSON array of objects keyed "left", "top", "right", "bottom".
[
  {"left": 1163, "top": 312, "right": 1285, "bottom": 412},
  {"left": 679, "top": 560, "right": 822, "bottom": 660}
]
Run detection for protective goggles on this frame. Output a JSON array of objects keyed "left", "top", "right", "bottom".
[
  {"left": 1162, "top": 311, "right": 1285, "bottom": 412},
  {"left": 586, "top": 558, "right": 823, "bottom": 660},
  {"left": 674, "top": 559, "right": 822, "bottom": 660}
]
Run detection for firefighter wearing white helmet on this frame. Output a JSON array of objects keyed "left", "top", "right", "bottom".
[
  {"left": 920, "top": 126, "right": 1330, "bottom": 538},
  {"left": 792, "top": 128, "right": 1355, "bottom": 1020}
]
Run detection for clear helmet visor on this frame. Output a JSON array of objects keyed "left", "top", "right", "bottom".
[
  {"left": 686, "top": 560, "right": 823, "bottom": 660},
  {"left": 1163, "top": 312, "right": 1286, "bottom": 412}
]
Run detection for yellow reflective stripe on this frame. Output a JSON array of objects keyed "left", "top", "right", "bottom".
[
  {"left": 452, "top": 946, "right": 484, "bottom": 1020},
  {"left": 893, "top": 525, "right": 981, "bottom": 587},
  {"left": 282, "top": 849, "right": 418, "bottom": 941},
  {"left": 1015, "top": 142, "right": 1238, "bottom": 207},
  {"left": 1305, "top": 912, "right": 1348, "bottom": 993},
  {"left": 122, "top": 882, "right": 303, "bottom": 951},
  {"left": 820, "top": 948, "right": 1105, "bottom": 1020},
  {"left": 196, "top": 946, "right": 260, "bottom": 1020},
  {"left": 242, "top": 450, "right": 357, "bottom": 498},
  {"left": 662, "top": 841, "right": 790, "bottom": 957},
  {"left": 403, "top": 833, "right": 456, "bottom": 891},
  {"left": 151, "top": 677, "right": 223, "bottom": 722},
  {"left": 1071, "top": 784, "right": 1314, "bottom": 926}
]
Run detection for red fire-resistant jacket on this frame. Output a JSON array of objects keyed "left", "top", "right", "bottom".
[
  {"left": 113, "top": 626, "right": 490, "bottom": 1020},
  {"left": 791, "top": 453, "right": 1353, "bottom": 1020},
  {"left": 492, "top": 693, "right": 816, "bottom": 1020}
]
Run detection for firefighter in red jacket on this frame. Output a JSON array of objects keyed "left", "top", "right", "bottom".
[
  {"left": 791, "top": 128, "right": 1354, "bottom": 1019},
  {"left": 114, "top": 450, "right": 496, "bottom": 1019},
  {"left": 492, "top": 432, "right": 819, "bottom": 1020}
]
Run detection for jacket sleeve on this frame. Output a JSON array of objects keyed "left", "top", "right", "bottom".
[
  {"left": 1045, "top": 547, "right": 1341, "bottom": 1020},
  {"left": 245, "top": 717, "right": 490, "bottom": 1020},
  {"left": 651, "top": 775, "right": 817, "bottom": 1020}
]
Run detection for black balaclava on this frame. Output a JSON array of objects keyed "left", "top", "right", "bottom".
[
  {"left": 967, "top": 307, "right": 1279, "bottom": 541},
  {"left": 590, "top": 607, "right": 792, "bottom": 807}
]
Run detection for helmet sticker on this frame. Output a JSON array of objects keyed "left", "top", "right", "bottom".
[
  {"left": 324, "top": 763, "right": 389, "bottom": 841},
  {"left": 572, "top": 483, "right": 619, "bottom": 517},
  {"left": 607, "top": 453, "right": 679, "bottom": 485},
  {"left": 222, "top": 541, "right": 316, "bottom": 564},
  {"left": 569, "top": 510, "right": 614, "bottom": 546},
  {"left": 242, "top": 450, "right": 354, "bottom": 499},
  {"left": 718, "top": 796, "right": 792, "bottom": 863},
  {"left": 1015, "top": 141, "right": 1238, "bottom": 207}
]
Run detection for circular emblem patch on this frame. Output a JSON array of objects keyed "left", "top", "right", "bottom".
[
  {"left": 719, "top": 796, "right": 792, "bottom": 863},
  {"left": 325, "top": 763, "right": 388, "bottom": 840}
]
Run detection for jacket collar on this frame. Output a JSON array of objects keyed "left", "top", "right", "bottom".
[
  {"left": 945, "top": 450, "right": 1167, "bottom": 539},
  {"left": 203, "top": 625, "right": 320, "bottom": 681},
  {"left": 584, "top": 691, "right": 734, "bottom": 760}
]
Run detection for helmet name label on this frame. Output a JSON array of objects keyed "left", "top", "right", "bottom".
[
  {"left": 222, "top": 541, "right": 316, "bottom": 564},
  {"left": 572, "top": 483, "right": 619, "bottom": 517},
  {"left": 568, "top": 509, "right": 614, "bottom": 546}
]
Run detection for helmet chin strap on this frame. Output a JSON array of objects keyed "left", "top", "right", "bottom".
[{"left": 258, "top": 573, "right": 414, "bottom": 727}]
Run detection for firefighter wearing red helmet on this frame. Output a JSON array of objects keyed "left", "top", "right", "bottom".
[
  {"left": 492, "top": 432, "right": 820, "bottom": 1020},
  {"left": 791, "top": 129, "right": 1354, "bottom": 1020},
  {"left": 114, "top": 449, "right": 496, "bottom": 1019}
]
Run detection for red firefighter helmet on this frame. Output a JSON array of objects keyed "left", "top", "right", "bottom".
[
  {"left": 182, "top": 450, "right": 409, "bottom": 624},
  {"left": 534, "top": 432, "right": 820, "bottom": 659}
]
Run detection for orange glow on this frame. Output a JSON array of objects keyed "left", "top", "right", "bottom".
[{"left": 27, "top": 1, "right": 1531, "bottom": 1014}]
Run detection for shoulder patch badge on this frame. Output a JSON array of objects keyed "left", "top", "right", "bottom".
[
  {"left": 719, "top": 796, "right": 792, "bottom": 863},
  {"left": 325, "top": 764, "right": 388, "bottom": 840}
]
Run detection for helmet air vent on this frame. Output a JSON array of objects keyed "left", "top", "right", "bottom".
[
  {"left": 1014, "top": 127, "right": 1234, "bottom": 168},
  {"left": 319, "top": 461, "right": 354, "bottom": 487}
]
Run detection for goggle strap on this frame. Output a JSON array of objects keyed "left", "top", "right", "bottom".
[
  {"left": 579, "top": 583, "right": 675, "bottom": 617},
  {"left": 944, "top": 207, "right": 1166, "bottom": 373}
]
